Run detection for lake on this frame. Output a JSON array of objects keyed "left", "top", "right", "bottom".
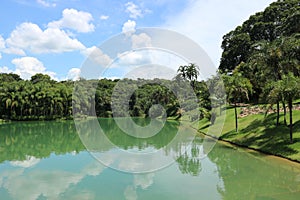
[{"left": 0, "top": 119, "right": 300, "bottom": 200}]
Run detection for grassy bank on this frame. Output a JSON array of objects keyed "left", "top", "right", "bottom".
[{"left": 196, "top": 106, "right": 300, "bottom": 162}]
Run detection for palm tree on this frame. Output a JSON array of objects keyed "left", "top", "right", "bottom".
[
  {"left": 177, "top": 65, "right": 186, "bottom": 80},
  {"left": 224, "top": 72, "right": 252, "bottom": 132},
  {"left": 250, "top": 39, "right": 284, "bottom": 125},
  {"left": 186, "top": 63, "right": 200, "bottom": 88},
  {"left": 278, "top": 73, "right": 300, "bottom": 143},
  {"left": 177, "top": 63, "right": 200, "bottom": 89}
]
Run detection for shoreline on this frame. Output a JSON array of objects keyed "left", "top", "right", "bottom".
[{"left": 197, "top": 129, "right": 300, "bottom": 165}]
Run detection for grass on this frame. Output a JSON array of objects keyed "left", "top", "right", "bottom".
[{"left": 197, "top": 106, "right": 300, "bottom": 162}]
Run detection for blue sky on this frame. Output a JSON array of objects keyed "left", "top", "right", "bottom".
[{"left": 0, "top": 0, "right": 275, "bottom": 80}]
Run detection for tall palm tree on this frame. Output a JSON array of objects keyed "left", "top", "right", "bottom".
[
  {"left": 177, "top": 65, "right": 186, "bottom": 80},
  {"left": 177, "top": 63, "right": 200, "bottom": 89},
  {"left": 224, "top": 72, "right": 252, "bottom": 132},
  {"left": 278, "top": 73, "right": 300, "bottom": 143},
  {"left": 250, "top": 39, "right": 284, "bottom": 125}
]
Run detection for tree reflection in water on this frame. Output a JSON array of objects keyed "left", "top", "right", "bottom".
[{"left": 176, "top": 136, "right": 203, "bottom": 176}]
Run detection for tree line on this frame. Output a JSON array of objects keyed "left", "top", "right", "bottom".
[{"left": 0, "top": 63, "right": 210, "bottom": 121}]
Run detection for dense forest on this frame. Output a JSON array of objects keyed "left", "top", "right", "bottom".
[
  {"left": 219, "top": 0, "right": 300, "bottom": 102},
  {"left": 0, "top": 64, "right": 210, "bottom": 121}
]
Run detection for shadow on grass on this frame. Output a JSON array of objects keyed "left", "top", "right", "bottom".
[
  {"left": 199, "top": 124, "right": 210, "bottom": 130},
  {"left": 221, "top": 113, "right": 299, "bottom": 157}
]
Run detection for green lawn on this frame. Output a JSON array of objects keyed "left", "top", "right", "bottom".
[{"left": 196, "top": 106, "right": 300, "bottom": 162}]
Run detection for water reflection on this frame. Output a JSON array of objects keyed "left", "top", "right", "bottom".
[
  {"left": 176, "top": 136, "right": 203, "bottom": 176},
  {"left": 0, "top": 121, "right": 85, "bottom": 163},
  {"left": 0, "top": 120, "right": 300, "bottom": 199},
  {"left": 124, "top": 173, "right": 155, "bottom": 200},
  {"left": 1, "top": 156, "right": 106, "bottom": 200},
  {"left": 10, "top": 156, "right": 40, "bottom": 168},
  {"left": 76, "top": 118, "right": 197, "bottom": 173},
  {"left": 208, "top": 143, "right": 300, "bottom": 199}
]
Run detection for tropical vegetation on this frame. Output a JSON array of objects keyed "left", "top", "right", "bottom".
[{"left": 0, "top": 0, "right": 299, "bottom": 160}]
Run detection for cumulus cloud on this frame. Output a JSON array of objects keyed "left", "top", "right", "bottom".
[
  {"left": 122, "top": 20, "right": 136, "bottom": 35},
  {"left": 66, "top": 68, "right": 81, "bottom": 81},
  {"left": 5, "top": 22, "right": 85, "bottom": 54},
  {"left": 0, "top": 35, "right": 5, "bottom": 59},
  {"left": 2, "top": 34, "right": 24, "bottom": 56},
  {"left": 100, "top": 15, "right": 109, "bottom": 20},
  {"left": 36, "top": 0, "right": 56, "bottom": 7},
  {"left": 125, "top": 2, "right": 143, "bottom": 19},
  {"left": 81, "top": 46, "right": 112, "bottom": 66},
  {"left": 116, "top": 51, "right": 151, "bottom": 66},
  {"left": 3, "top": 47, "right": 26, "bottom": 56},
  {"left": 131, "top": 33, "right": 152, "bottom": 49},
  {"left": 0, "top": 66, "right": 13, "bottom": 73},
  {"left": 0, "top": 35, "right": 4, "bottom": 49},
  {"left": 10, "top": 57, "right": 56, "bottom": 80},
  {"left": 48, "top": 8, "right": 95, "bottom": 33}
]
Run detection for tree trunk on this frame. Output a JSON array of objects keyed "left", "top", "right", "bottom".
[
  {"left": 234, "top": 102, "right": 238, "bottom": 132},
  {"left": 276, "top": 101, "right": 280, "bottom": 126},
  {"left": 191, "top": 80, "right": 195, "bottom": 91},
  {"left": 288, "top": 99, "right": 293, "bottom": 143},
  {"left": 282, "top": 101, "right": 287, "bottom": 126}
]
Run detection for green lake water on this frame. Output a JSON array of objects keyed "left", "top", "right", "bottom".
[{"left": 0, "top": 119, "right": 300, "bottom": 200}]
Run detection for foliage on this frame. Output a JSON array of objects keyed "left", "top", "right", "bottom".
[
  {"left": 0, "top": 121, "right": 85, "bottom": 163},
  {"left": 219, "top": 0, "right": 300, "bottom": 73},
  {"left": 0, "top": 72, "right": 211, "bottom": 121},
  {"left": 177, "top": 63, "right": 200, "bottom": 89},
  {"left": 223, "top": 71, "right": 252, "bottom": 132}
]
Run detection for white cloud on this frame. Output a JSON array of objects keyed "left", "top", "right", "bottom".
[
  {"left": 2, "top": 34, "right": 25, "bottom": 56},
  {"left": 3, "top": 47, "right": 26, "bottom": 56},
  {"left": 0, "top": 35, "right": 5, "bottom": 59},
  {"left": 131, "top": 33, "right": 152, "bottom": 49},
  {"left": 48, "top": 8, "right": 95, "bottom": 33},
  {"left": 165, "top": 0, "right": 275, "bottom": 66},
  {"left": 0, "top": 66, "right": 13, "bottom": 73},
  {"left": 10, "top": 156, "right": 40, "bottom": 168},
  {"left": 66, "top": 68, "right": 81, "bottom": 81},
  {"left": 125, "top": 2, "right": 143, "bottom": 19},
  {"left": 81, "top": 46, "right": 112, "bottom": 66},
  {"left": 100, "top": 15, "right": 109, "bottom": 20},
  {"left": 0, "top": 35, "right": 5, "bottom": 49},
  {"left": 122, "top": 20, "right": 136, "bottom": 35},
  {"left": 116, "top": 51, "right": 151, "bottom": 66},
  {"left": 123, "top": 63, "right": 177, "bottom": 80},
  {"left": 36, "top": 0, "right": 56, "bottom": 7},
  {"left": 11, "top": 57, "right": 56, "bottom": 80},
  {"left": 6, "top": 22, "right": 85, "bottom": 54}
]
